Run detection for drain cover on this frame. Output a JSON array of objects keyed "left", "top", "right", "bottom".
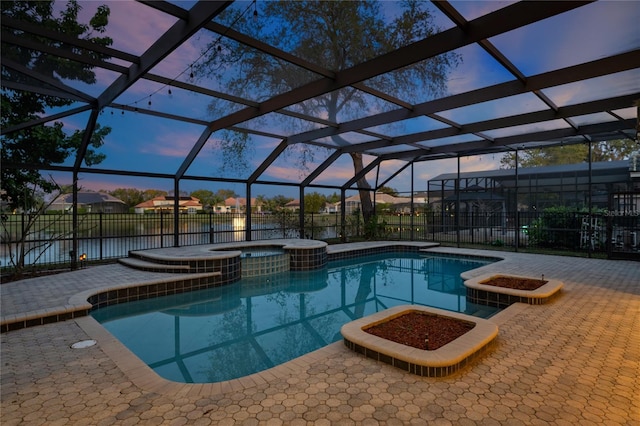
[{"left": 70, "top": 340, "right": 97, "bottom": 349}]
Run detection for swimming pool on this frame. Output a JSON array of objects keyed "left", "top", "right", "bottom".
[{"left": 91, "top": 252, "right": 497, "bottom": 383}]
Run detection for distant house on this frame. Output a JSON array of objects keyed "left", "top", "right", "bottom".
[
  {"left": 335, "top": 193, "right": 413, "bottom": 215},
  {"left": 284, "top": 199, "right": 300, "bottom": 211},
  {"left": 323, "top": 202, "right": 338, "bottom": 214},
  {"left": 213, "top": 197, "right": 261, "bottom": 213},
  {"left": 47, "top": 191, "right": 128, "bottom": 213},
  {"left": 134, "top": 196, "right": 203, "bottom": 214}
]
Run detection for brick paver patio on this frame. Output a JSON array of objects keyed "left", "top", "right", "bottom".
[{"left": 1, "top": 244, "right": 639, "bottom": 425}]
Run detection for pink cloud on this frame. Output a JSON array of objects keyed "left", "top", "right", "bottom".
[
  {"left": 263, "top": 165, "right": 305, "bottom": 182},
  {"left": 139, "top": 128, "right": 204, "bottom": 158},
  {"left": 76, "top": 2, "right": 208, "bottom": 95},
  {"left": 460, "top": 155, "right": 501, "bottom": 173},
  {"left": 452, "top": 1, "right": 517, "bottom": 22},
  {"left": 98, "top": 2, "right": 177, "bottom": 56},
  {"left": 314, "top": 166, "right": 358, "bottom": 184}
]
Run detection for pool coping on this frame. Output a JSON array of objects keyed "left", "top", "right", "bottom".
[
  {"left": 76, "top": 314, "right": 346, "bottom": 397},
  {"left": 341, "top": 305, "right": 499, "bottom": 377},
  {"left": 1, "top": 241, "right": 514, "bottom": 395},
  {"left": 76, "top": 302, "right": 530, "bottom": 398},
  {"left": 128, "top": 239, "right": 328, "bottom": 262},
  {"left": 1, "top": 271, "right": 225, "bottom": 333},
  {"left": 76, "top": 245, "right": 504, "bottom": 393},
  {"left": 127, "top": 239, "right": 330, "bottom": 273},
  {"left": 463, "top": 272, "right": 564, "bottom": 308},
  {"left": 0, "top": 240, "right": 444, "bottom": 333}
]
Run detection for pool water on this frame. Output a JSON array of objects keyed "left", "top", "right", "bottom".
[{"left": 91, "top": 252, "right": 497, "bottom": 383}]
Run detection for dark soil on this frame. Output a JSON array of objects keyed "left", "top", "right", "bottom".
[
  {"left": 365, "top": 312, "right": 475, "bottom": 351},
  {"left": 481, "top": 276, "right": 547, "bottom": 290}
]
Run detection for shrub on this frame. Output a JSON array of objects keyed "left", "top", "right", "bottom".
[{"left": 528, "top": 206, "right": 604, "bottom": 249}]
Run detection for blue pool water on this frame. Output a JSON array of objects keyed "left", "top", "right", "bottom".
[{"left": 91, "top": 252, "right": 497, "bottom": 383}]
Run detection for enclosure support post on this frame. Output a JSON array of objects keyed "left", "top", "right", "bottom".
[
  {"left": 456, "top": 156, "right": 460, "bottom": 248},
  {"left": 173, "top": 179, "right": 180, "bottom": 247},
  {"left": 71, "top": 171, "right": 78, "bottom": 270},
  {"left": 440, "top": 181, "right": 445, "bottom": 241},
  {"left": 515, "top": 149, "right": 519, "bottom": 252},
  {"left": 410, "top": 162, "right": 415, "bottom": 241},
  {"left": 246, "top": 183, "right": 252, "bottom": 242},
  {"left": 299, "top": 186, "right": 305, "bottom": 239},
  {"left": 341, "top": 189, "right": 346, "bottom": 243},
  {"left": 587, "top": 141, "right": 600, "bottom": 257}
]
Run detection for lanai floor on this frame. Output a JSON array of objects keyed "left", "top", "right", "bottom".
[{"left": 1, "top": 243, "right": 639, "bottom": 425}]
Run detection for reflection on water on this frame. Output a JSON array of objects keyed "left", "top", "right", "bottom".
[
  {"left": 0, "top": 220, "right": 327, "bottom": 267},
  {"left": 92, "top": 253, "right": 498, "bottom": 383}
]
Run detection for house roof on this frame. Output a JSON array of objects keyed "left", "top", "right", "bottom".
[
  {"left": 224, "top": 197, "right": 257, "bottom": 207},
  {"left": 54, "top": 191, "right": 125, "bottom": 205},
  {"left": 428, "top": 160, "right": 634, "bottom": 191},
  {"left": 135, "top": 196, "right": 202, "bottom": 208},
  {"left": 429, "top": 160, "right": 632, "bottom": 182},
  {"left": 344, "top": 193, "right": 412, "bottom": 205},
  {"left": 134, "top": 200, "right": 155, "bottom": 209}
]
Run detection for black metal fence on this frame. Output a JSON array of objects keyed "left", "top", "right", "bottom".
[
  {"left": 0, "top": 212, "right": 298, "bottom": 270},
  {"left": 377, "top": 210, "right": 639, "bottom": 258},
  {"left": 2, "top": 209, "right": 638, "bottom": 272}
]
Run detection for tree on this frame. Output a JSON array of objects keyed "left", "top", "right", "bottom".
[
  {"left": 500, "top": 139, "right": 638, "bottom": 169},
  {"left": 304, "top": 192, "right": 327, "bottom": 213},
  {"left": 142, "top": 189, "right": 167, "bottom": 201},
  {"left": 216, "top": 189, "right": 238, "bottom": 200},
  {"left": 1, "top": 0, "right": 112, "bottom": 211},
  {"left": 108, "top": 188, "right": 144, "bottom": 209},
  {"left": 255, "top": 194, "right": 268, "bottom": 212},
  {"left": 196, "top": 1, "right": 459, "bottom": 230},
  {"left": 0, "top": 182, "right": 73, "bottom": 280},
  {"left": 378, "top": 186, "right": 399, "bottom": 196},
  {"left": 190, "top": 189, "right": 217, "bottom": 209},
  {"left": 264, "top": 195, "right": 294, "bottom": 212},
  {"left": 327, "top": 192, "right": 340, "bottom": 204}
]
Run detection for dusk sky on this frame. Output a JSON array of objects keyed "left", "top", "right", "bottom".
[{"left": 48, "top": 0, "right": 639, "bottom": 199}]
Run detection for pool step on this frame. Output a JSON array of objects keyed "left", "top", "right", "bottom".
[
  {"left": 118, "top": 257, "right": 192, "bottom": 273},
  {"left": 118, "top": 250, "right": 235, "bottom": 276}
]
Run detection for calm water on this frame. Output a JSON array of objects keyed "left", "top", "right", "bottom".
[
  {"left": 0, "top": 224, "right": 310, "bottom": 267},
  {"left": 91, "top": 253, "right": 497, "bottom": 383}
]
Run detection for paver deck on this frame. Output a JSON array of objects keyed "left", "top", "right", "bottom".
[{"left": 1, "top": 243, "right": 639, "bottom": 425}]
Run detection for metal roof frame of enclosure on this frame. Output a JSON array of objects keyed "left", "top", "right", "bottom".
[
  {"left": 427, "top": 159, "right": 637, "bottom": 210},
  {"left": 2, "top": 1, "right": 639, "bottom": 261}
]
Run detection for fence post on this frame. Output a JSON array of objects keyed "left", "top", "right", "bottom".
[
  {"left": 471, "top": 212, "right": 475, "bottom": 245},
  {"left": 515, "top": 211, "right": 520, "bottom": 251},
  {"left": 99, "top": 212, "right": 104, "bottom": 260},
  {"left": 20, "top": 213, "right": 26, "bottom": 266},
  {"left": 21, "top": 211, "right": 25, "bottom": 246},
  {"left": 432, "top": 211, "right": 435, "bottom": 241},
  {"left": 209, "top": 211, "right": 214, "bottom": 244},
  {"left": 160, "top": 212, "right": 164, "bottom": 248}
]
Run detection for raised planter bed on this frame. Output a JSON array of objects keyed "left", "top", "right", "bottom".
[
  {"left": 464, "top": 273, "right": 563, "bottom": 309},
  {"left": 341, "top": 305, "right": 498, "bottom": 377}
]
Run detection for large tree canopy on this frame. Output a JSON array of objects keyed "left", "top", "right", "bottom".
[
  {"left": 1, "top": 0, "right": 112, "bottom": 211},
  {"left": 500, "top": 140, "right": 638, "bottom": 169},
  {"left": 197, "top": 0, "right": 459, "bottom": 226}
]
